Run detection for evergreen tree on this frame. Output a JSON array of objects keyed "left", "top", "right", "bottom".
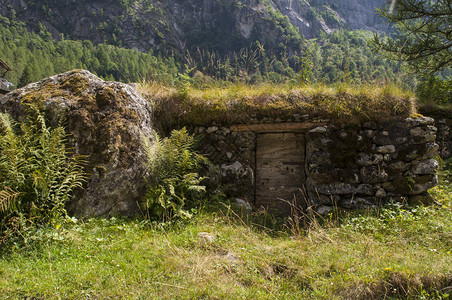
[
  {"left": 373, "top": 0, "right": 452, "bottom": 73},
  {"left": 18, "top": 66, "right": 32, "bottom": 88}
]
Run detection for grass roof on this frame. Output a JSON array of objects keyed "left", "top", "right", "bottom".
[{"left": 138, "top": 82, "right": 415, "bottom": 130}]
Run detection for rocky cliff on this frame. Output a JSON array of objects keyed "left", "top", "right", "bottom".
[{"left": 0, "top": 0, "right": 388, "bottom": 53}]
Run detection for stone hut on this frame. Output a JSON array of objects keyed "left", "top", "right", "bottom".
[
  {"left": 0, "top": 70, "right": 445, "bottom": 216},
  {"left": 149, "top": 86, "right": 442, "bottom": 214}
]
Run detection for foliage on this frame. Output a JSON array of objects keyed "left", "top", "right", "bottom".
[
  {"left": 373, "top": 0, "right": 452, "bottom": 74},
  {"left": 0, "top": 15, "right": 410, "bottom": 89},
  {"left": 0, "top": 107, "right": 86, "bottom": 243},
  {"left": 0, "top": 16, "right": 179, "bottom": 86},
  {"left": 416, "top": 74, "right": 452, "bottom": 104},
  {"left": 141, "top": 128, "right": 207, "bottom": 220}
]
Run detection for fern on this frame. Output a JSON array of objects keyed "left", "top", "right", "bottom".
[
  {"left": 0, "top": 107, "right": 86, "bottom": 240},
  {"left": 141, "top": 128, "right": 207, "bottom": 220},
  {"left": 0, "top": 188, "right": 19, "bottom": 214}
]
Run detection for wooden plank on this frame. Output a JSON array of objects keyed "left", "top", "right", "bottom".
[
  {"left": 231, "top": 122, "right": 325, "bottom": 133},
  {"left": 0, "top": 58, "right": 12, "bottom": 71},
  {"left": 255, "top": 133, "right": 306, "bottom": 213}
]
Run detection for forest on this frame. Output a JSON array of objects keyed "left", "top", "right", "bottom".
[{"left": 0, "top": 15, "right": 411, "bottom": 89}]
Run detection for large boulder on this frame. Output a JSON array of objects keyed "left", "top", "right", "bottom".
[{"left": 0, "top": 70, "right": 154, "bottom": 216}]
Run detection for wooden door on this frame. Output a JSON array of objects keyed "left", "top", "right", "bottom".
[{"left": 255, "top": 133, "right": 306, "bottom": 213}]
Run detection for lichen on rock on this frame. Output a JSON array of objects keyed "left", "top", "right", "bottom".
[{"left": 0, "top": 70, "right": 154, "bottom": 217}]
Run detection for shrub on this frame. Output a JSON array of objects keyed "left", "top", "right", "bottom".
[
  {"left": 141, "top": 128, "right": 207, "bottom": 220},
  {"left": 0, "top": 106, "right": 86, "bottom": 242}
]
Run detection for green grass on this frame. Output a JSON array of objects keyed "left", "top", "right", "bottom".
[
  {"left": 0, "top": 179, "right": 451, "bottom": 299},
  {"left": 138, "top": 82, "right": 415, "bottom": 131}
]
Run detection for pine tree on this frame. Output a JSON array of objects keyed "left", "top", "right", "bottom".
[{"left": 373, "top": 0, "right": 452, "bottom": 74}]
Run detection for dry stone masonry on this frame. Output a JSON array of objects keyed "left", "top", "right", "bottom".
[{"left": 196, "top": 116, "right": 440, "bottom": 214}]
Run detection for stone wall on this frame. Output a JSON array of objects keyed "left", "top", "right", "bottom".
[
  {"left": 305, "top": 117, "right": 439, "bottom": 211},
  {"left": 418, "top": 105, "right": 452, "bottom": 160},
  {"left": 194, "top": 116, "right": 439, "bottom": 213},
  {"left": 435, "top": 118, "right": 452, "bottom": 159}
]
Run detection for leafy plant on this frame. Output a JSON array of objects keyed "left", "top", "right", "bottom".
[
  {"left": 141, "top": 128, "right": 207, "bottom": 220},
  {"left": 0, "top": 107, "right": 86, "bottom": 242}
]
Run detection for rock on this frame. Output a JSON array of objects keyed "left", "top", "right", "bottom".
[
  {"left": 309, "top": 150, "right": 331, "bottom": 165},
  {"left": 391, "top": 175, "right": 438, "bottom": 195},
  {"left": 420, "top": 142, "right": 440, "bottom": 160},
  {"left": 307, "top": 190, "right": 340, "bottom": 205},
  {"left": 316, "top": 205, "right": 332, "bottom": 215},
  {"left": 221, "top": 161, "right": 253, "bottom": 181},
  {"left": 375, "top": 188, "right": 386, "bottom": 198},
  {"left": 206, "top": 126, "right": 219, "bottom": 133},
  {"left": 411, "top": 159, "right": 439, "bottom": 175},
  {"left": 356, "top": 184, "right": 374, "bottom": 196},
  {"left": 357, "top": 153, "right": 383, "bottom": 166},
  {"left": 341, "top": 197, "right": 373, "bottom": 209},
  {"left": 223, "top": 252, "right": 240, "bottom": 264},
  {"left": 309, "top": 126, "right": 327, "bottom": 133},
  {"left": 314, "top": 182, "right": 356, "bottom": 195},
  {"left": 409, "top": 193, "right": 438, "bottom": 205},
  {"left": 360, "top": 166, "right": 388, "bottom": 183},
  {"left": 364, "top": 129, "right": 375, "bottom": 138},
  {"left": 0, "top": 70, "right": 154, "bottom": 217},
  {"left": 226, "top": 152, "right": 234, "bottom": 160},
  {"left": 405, "top": 116, "right": 435, "bottom": 127},
  {"left": 376, "top": 145, "right": 396, "bottom": 154},
  {"left": 198, "top": 232, "right": 216, "bottom": 243},
  {"left": 410, "top": 126, "right": 437, "bottom": 143},
  {"left": 234, "top": 198, "right": 253, "bottom": 211},
  {"left": 388, "top": 161, "right": 410, "bottom": 172}
]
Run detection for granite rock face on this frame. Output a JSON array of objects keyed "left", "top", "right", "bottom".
[
  {"left": 0, "top": 70, "right": 154, "bottom": 216},
  {"left": 1, "top": 0, "right": 388, "bottom": 52}
]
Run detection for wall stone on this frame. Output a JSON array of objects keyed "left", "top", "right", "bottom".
[
  {"left": 433, "top": 118, "right": 451, "bottom": 159},
  {"left": 419, "top": 105, "right": 452, "bottom": 160},
  {"left": 195, "top": 116, "right": 439, "bottom": 213}
]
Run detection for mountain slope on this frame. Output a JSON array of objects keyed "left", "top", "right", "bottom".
[{"left": 0, "top": 0, "right": 388, "bottom": 53}]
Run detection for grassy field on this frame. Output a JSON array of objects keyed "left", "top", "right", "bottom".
[{"left": 0, "top": 170, "right": 451, "bottom": 299}]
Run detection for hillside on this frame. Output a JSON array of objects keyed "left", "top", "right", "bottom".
[
  {"left": 1, "top": 16, "right": 408, "bottom": 89},
  {"left": 0, "top": 0, "right": 389, "bottom": 53}
]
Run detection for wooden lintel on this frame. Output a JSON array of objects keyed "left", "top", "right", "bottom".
[{"left": 230, "top": 122, "right": 326, "bottom": 133}]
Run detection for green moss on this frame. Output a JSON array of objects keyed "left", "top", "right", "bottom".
[{"left": 59, "top": 71, "right": 90, "bottom": 96}]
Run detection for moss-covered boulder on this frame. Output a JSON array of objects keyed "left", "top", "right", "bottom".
[{"left": 0, "top": 70, "right": 154, "bottom": 216}]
